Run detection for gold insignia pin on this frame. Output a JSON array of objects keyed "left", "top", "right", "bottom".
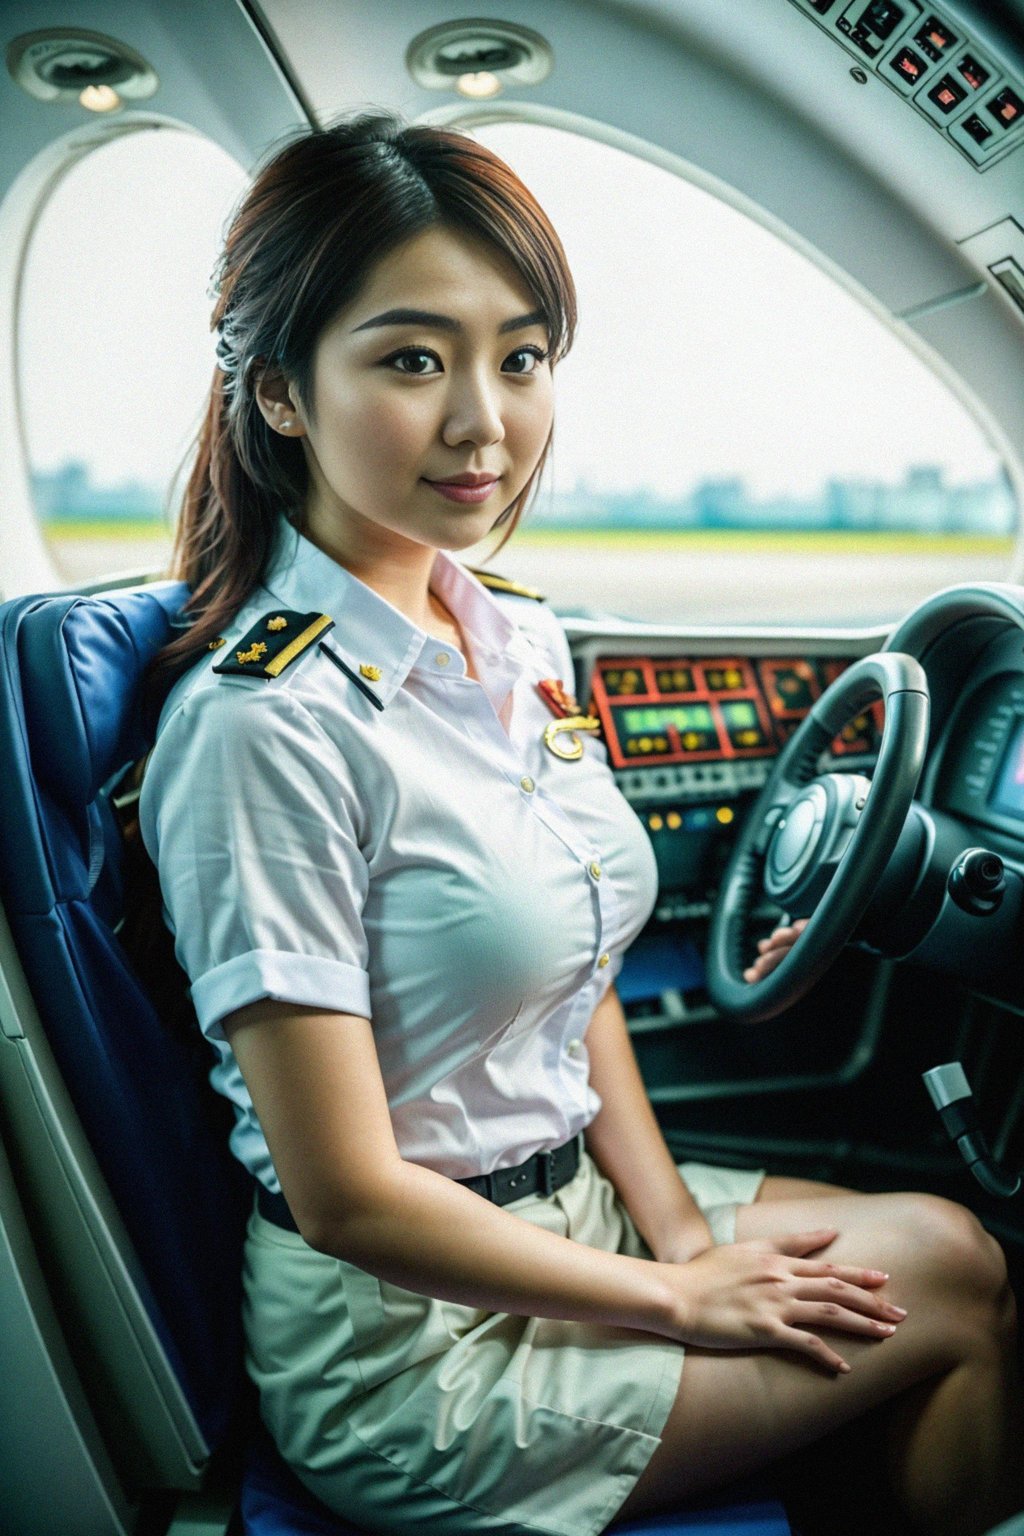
[
  {"left": 208, "top": 637, "right": 226, "bottom": 650},
  {"left": 543, "top": 715, "right": 603, "bottom": 761},
  {"left": 359, "top": 663, "right": 382, "bottom": 681},
  {"left": 237, "top": 640, "right": 269, "bottom": 665},
  {"left": 267, "top": 616, "right": 288, "bottom": 632}
]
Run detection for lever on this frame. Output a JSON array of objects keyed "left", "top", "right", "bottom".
[{"left": 922, "top": 1062, "right": 1021, "bottom": 1199}]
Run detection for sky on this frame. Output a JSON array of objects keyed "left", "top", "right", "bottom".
[{"left": 17, "top": 119, "right": 1006, "bottom": 503}]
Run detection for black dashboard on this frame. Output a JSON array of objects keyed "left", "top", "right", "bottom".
[{"left": 581, "top": 609, "right": 1024, "bottom": 1021}]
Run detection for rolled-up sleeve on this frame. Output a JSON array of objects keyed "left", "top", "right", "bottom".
[{"left": 139, "top": 683, "right": 370, "bottom": 1043}]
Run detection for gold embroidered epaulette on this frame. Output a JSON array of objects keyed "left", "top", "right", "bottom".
[
  {"left": 212, "top": 611, "right": 334, "bottom": 678},
  {"left": 466, "top": 567, "right": 546, "bottom": 601}
]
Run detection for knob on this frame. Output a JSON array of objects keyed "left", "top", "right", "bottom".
[{"left": 948, "top": 848, "right": 1005, "bottom": 915}]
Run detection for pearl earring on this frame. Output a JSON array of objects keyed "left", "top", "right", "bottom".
[{"left": 281, "top": 419, "right": 293, "bottom": 432}]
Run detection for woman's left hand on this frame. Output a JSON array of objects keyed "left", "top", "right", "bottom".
[{"left": 743, "top": 918, "right": 808, "bottom": 984}]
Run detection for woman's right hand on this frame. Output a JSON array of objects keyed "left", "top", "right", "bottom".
[{"left": 657, "top": 1227, "right": 906, "bottom": 1373}]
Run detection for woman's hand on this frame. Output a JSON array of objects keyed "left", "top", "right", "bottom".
[
  {"left": 743, "top": 918, "right": 809, "bottom": 983},
  {"left": 658, "top": 1226, "right": 906, "bottom": 1373}
]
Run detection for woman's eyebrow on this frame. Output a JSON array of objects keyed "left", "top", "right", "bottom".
[{"left": 350, "top": 307, "right": 547, "bottom": 335}]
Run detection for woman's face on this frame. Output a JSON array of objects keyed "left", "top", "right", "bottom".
[{"left": 282, "top": 224, "right": 555, "bottom": 561}]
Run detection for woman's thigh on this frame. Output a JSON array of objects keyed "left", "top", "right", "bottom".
[{"left": 614, "top": 1183, "right": 998, "bottom": 1521}]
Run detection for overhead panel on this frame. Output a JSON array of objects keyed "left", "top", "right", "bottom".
[{"left": 786, "top": 0, "right": 1024, "bottom": 168}]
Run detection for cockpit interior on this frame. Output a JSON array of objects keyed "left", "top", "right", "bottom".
[{"left": 3, "top": 3, "right": 1024, "bottom": 1534}]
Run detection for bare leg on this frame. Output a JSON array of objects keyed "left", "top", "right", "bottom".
[{"left": 611, "top": 1188, "right": 1021, "bottom": 1536}]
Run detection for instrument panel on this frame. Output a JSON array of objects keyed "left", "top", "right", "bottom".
[{"left": 590, "top": 654, "right": 883, "bottom": 770}]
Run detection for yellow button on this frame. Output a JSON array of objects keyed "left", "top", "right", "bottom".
[
  {"left": 566, "top": 1038, "right": 582, "bottom": 1057},
  {"left": 435, "top": 652, "right": 450, "bottom": 666},
  {"left": 520, "top": 776, "right": 535, "bottom": 793},
  {"left": 588, "top": 860, "right": 602, "bottom": 880},
  {"left": 597, "top": 953, "right": 610, "bottom": 968}
]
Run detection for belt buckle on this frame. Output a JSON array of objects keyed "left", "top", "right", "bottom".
[{"left": 538, "top": 1148, "right": 556, "bottom": 1196}]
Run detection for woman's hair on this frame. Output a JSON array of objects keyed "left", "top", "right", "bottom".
[{"left": 149, "top": 110, "right": 577, "bottom": 685}]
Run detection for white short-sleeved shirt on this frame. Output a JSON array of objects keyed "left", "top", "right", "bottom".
[{"left": 140, "top": 515, "right": 659, "bottom": 1191}]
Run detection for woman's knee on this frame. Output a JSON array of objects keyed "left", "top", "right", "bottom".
[{"left": 894, "top": 1193, "right": 1009, "bottom": 1312}]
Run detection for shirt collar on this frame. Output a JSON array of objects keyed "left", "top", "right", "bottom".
[{"left": 260, "top": 515, "right": 533, "bottom": 708}]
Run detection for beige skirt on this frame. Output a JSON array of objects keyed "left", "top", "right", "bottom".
[{"left": 242, "top": 1149, "right": 765, "bottom": 1536}]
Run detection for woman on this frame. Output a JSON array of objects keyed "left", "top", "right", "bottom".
[{"left": 139, "top": 113, "right": 1021, "bottom": 1536}]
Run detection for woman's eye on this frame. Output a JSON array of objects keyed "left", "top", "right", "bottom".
[
  {"left": 388, "top": 348, "right": 442, "bottom": 375},
  {"left": 503, "top": 346, "right": 548, "bottom": 375}
]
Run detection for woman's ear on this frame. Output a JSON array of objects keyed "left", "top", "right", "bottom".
[{"left": 253, "top": 362, "right": 305, "bottom": 438}]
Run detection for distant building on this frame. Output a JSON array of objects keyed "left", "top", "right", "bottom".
[
  {"left": 31, "top": 459, "right": 1016, "bottom": 537},
  {"left": 540, "top": 465, "right": 1015, "bottom": 536},
  {"left": 31, "top": 461, "right": 163, "bottom": 523}
]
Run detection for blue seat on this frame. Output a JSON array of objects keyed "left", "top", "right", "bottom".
[{"left": 0, "top": 582, "right": 791, "bottom": 1536}]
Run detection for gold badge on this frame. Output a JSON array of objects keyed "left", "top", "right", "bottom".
[
  {"left": 236, "top": 640, "right": 269, "bottom": 665},
  {"left": 267, "top": 616, "right": 288, "bottom": 632},
  {"left": 208, "top": 637, "right": 226, "bottom": 650},
  {"left": 537, "top": 677, "right": 601, "bottom": 760},
  {"left": 543, "top": 716, "right": 603, "bottom": 761},
  {"left": 359, "top": 663, "right": 382, "bottom": 681}
]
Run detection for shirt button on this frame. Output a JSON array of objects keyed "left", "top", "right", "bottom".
[
  {"left": 566, "top": 1038, "right": 582, "bottom": 1058},
  {"left": 588, "top": 860, "right": 602, "bottom": 880},
  {"left": 520, "top": 775, "right": 535, "bottom": 793},
  {"left": 597, "top": 953, "right": 611, "bottom": 969},
  {"left": 435, "top": 652, "right": 450, "bottom": 666}
]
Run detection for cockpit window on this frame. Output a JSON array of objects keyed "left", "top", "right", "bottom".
[
  {"left": 17, "top": 128, "right": 248, "bottom": 589},
  {"left": 463, "top": 121, "right": 1016, "bottom": 626}
]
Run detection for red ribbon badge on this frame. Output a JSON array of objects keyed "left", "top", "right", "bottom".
[{"left": 537, "top": 677, "right": 582, "bottom": 718}]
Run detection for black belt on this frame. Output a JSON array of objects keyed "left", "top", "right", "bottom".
[{"left": 254, "top": 1133, "right": 583, "bottom": 1235}]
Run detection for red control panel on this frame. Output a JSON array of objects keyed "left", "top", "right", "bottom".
[{"left": 589, "top": 655, "right": 884, "bottom": 770}]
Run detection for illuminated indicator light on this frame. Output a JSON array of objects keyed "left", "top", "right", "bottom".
[
  {"left": 738, "top": 729, "right": 761, "bottom": 747},
  {"left": 891, "top": 48, "right": 924, "bottom": 81},
  {"left": 655, "top": 736, "right": 668, "bottom": 749},
  {"left": 987, "top": 87, "right": 1023, "bottom": 126},
  {"left": 958, "top": 56, "right": 988, "bottom": 90},
  {"left": 725, "top": 668, "right": 742, "bottom": 688},
  {"left": 673, "top": 670, "right": 689, "bottom": 687},
  {"left": 649, "top": 813, "right": 664, "bottom": 831},
  {"left": 928, "top": 74, "right": 966, "bottom": 112},
  {"left": 716, "top": 806, "right": 735, "bottom": 825},
  {"left": 666, "top": 811, "right": 682, "bottom": 830},
  {"left": 682, "top": 731, "right": 701, "bottom": 750}
]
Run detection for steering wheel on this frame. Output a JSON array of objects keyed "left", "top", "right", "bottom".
[{"left": 705, "top": 653, "right": 929, "bottom": 1022}]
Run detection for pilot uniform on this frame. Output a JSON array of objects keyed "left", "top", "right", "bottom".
[{"left": 139, "top": 512, "right": 764, "bottom": 1536}]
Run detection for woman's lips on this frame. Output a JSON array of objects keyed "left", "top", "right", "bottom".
[{"left": 424, "top": 478, "right": 499, "bottom": 504}]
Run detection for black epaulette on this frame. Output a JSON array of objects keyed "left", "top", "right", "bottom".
[
  {"left": 466, "top": 567, "right": 546, "bottom": 601},
  {"left": 211, "top": 610, "right": 335, "bottom": 678}
]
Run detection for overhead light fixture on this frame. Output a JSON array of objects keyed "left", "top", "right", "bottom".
[
  {"left": 407, "top": 19, "right": 552, "bottom": 95},
  {"left": 456, "top": 71, "right": 503, "bottom": 99},
  {"left": 79, "top": 84, "right": 123, "bottom": 113},
  {"left": 6, "top": 29, "right": 157, "bottom": 106}
]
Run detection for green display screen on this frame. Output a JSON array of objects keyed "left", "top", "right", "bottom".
[
  {"left": 720, "top": 700, "right": 759, "bottom": 728},
  {"left": 622, "top": 703, "right": 714, "bottom": 733}
]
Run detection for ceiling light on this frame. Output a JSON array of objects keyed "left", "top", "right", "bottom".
[
  {"left": 407, "top": 20, "right": 552, "bottom": 94},
  {"left": 456, "top": 71, "right": 503, "bottom": 99},
  {"left": 79, "top": 84, "right": 122, "bottom": 113},
  {"left": 6, "top": 29, "right": 157, "bottom": 105}
]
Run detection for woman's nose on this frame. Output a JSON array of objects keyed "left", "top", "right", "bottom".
[{"left": 441, "top": 369, "right": 505, "bottom": 449}]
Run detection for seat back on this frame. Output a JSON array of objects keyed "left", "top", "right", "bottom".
[{"left": 0, "top": 583, "right": 252, "bottom": 1455}]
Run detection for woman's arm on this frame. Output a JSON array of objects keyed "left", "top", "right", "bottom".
[
  {"left": 226, "top": 997, "right": 896, "bottom": 1372},
  {"left": 582, "top": 983, "right": 714, "bottom": 1263},
  {"left": 226, "top": 998, "right": 677, "bottom": 1336}
]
